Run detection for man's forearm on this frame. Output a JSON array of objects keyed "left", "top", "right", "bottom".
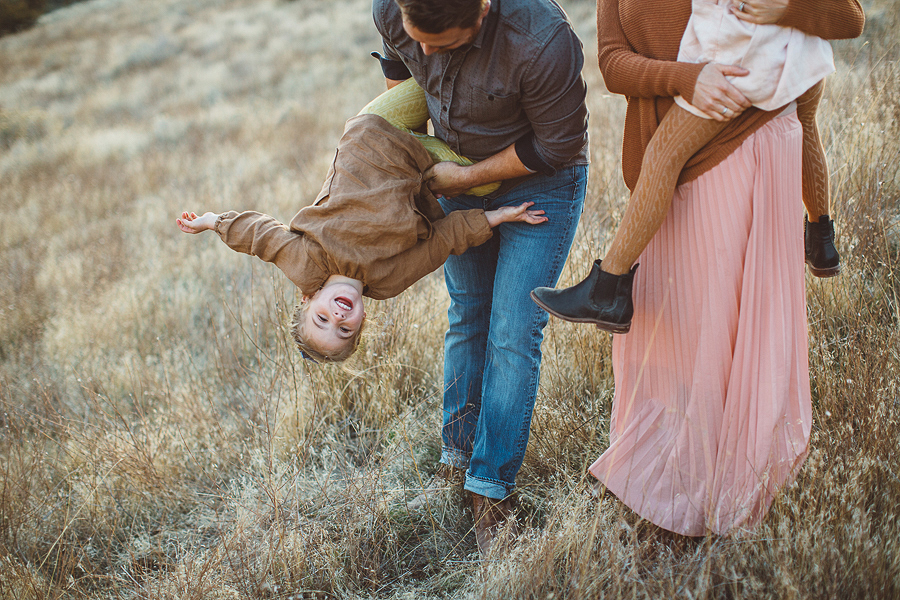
[
  {"left": 425, "top": 143, "right": 533, "bottom": 198},
  {"left": 467, "top": 143, "right": 534, "bottom": 185}
]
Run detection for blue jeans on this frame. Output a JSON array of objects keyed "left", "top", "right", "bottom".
[{"left": 437, "top": 165, "right": 587, "bottom": 500}]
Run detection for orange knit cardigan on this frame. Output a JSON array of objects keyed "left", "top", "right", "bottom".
[{"left": 596, "top": 0, "right": 866, "bottom": 191}]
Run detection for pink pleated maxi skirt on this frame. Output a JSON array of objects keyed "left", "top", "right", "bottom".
[{"left": 589, "top": 113, "right": 811, "bottom": 536}]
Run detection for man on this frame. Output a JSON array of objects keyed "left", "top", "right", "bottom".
[{"left": 373, "top": 0, "right": 589, "bottom": 554}]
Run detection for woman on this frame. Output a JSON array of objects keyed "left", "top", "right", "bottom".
[{"left": 588, "top": 0, "right": 864, "bottom": 535}]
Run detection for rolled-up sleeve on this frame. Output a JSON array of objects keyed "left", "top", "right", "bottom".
[
  {"left": 517, "top": 25, "right": 589, "bottom": 172},
  {"left": 372, "top": 50, "right": 411, "bottom": 80},
  {"left": 372, "top": 0, "right": 411, "bottom": 80}
]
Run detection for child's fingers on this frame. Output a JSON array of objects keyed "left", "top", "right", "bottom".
[
  {"left": 176, "top": 218, "right": 199, "bottom": 234},
  {"left": 514, "top": 202, "right": 537, "bottom": 214},
  {"left": 516, "top": 201, "right": 535, "bottom": 212},
  {"left": 718, "top": 65, "right": 749, "bottom": 78},
  {"left": 524, "top": 210, "right": 548, "bottom": 224}
]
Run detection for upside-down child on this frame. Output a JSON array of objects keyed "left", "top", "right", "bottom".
[
  {"left": 531, "top": 0, "right": 846, "bottom": 333},
  {"left": 177, "top": 80, "right": 544, "bottom": 362}
]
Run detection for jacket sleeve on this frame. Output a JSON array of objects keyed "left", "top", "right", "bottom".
[
  {"left": 779, "top": 0, "right": 865, "bottom": 40},
  {"left": 215, "top": 211, "right": 322, "bottom": 293},
  {"left": 597, "top": 0, "right": 706, "bottom": 104},
  {"left": 379, "top": 208, "right": 492, "bottom": 295}
]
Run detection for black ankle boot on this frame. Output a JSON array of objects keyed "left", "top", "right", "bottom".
[
  {"left": 805, "top": 215, "right": 840, "bottom": 277},
  {"left": 530, "top": 261, "right": 638, "bottom": 333}
]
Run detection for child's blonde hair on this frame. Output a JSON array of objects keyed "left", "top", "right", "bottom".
[{"left": 290, "top": 301, "right": 365, "bottom": 363}]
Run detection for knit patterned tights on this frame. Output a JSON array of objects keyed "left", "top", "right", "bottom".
[
  {"left": 358, "top": 78, "right": 500, "bottom": 196},
  {"left": 602, "top": 80, "right": 829, "bottom": 276}
]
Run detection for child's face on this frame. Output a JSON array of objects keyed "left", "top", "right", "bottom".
[{"left": 304, "top": 280, "right": 366, "bottom": 354}]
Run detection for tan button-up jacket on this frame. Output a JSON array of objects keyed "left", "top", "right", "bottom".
[{"left": 215, "top": 114, "right": 492, "bottom": 300}]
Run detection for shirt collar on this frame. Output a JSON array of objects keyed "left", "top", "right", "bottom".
[{"left": 471, "top": 0, "right": 500, "bottom": 50}]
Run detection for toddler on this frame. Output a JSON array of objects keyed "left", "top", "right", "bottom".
[
  {"left": 532, "top": 0, "right": 842, "bottom": 333},
  {"left": 178, "top": 84, "right": 544, "bottom": 362}
]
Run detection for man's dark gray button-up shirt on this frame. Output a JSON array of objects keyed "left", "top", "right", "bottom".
[{"left": 373, "top": 0, "right": 589, "bottom": 174}]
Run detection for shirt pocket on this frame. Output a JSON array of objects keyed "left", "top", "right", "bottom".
[{"left": 468, "top": 85, "right": 521, "bottom": 125}]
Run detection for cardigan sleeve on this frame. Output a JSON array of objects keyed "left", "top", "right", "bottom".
[
  {"left": 596, "top": 0, "right": 706, "bottom": 104},
  {"left": 778, "top": 0, "right": 865, "bottom": 41}
]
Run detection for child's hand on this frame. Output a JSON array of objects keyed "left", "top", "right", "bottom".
[
  {"left": 176, "top": 211, "right": 217, "bottom": 234},
  {"left": 485, "top": 202, "right": 548, "bottom": 228}
]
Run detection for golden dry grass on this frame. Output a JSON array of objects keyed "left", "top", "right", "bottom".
[{"left": 0, "top": 0, "right": 898, "bottom": 598}]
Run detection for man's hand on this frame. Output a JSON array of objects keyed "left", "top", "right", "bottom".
[
  {"left": 176, "top": 211, "right": 217, "bottom": 234},
  {"left": 731, "top": 0, "right": 789, "bottom": 25},
  {"left": 424, "top": 161, "right": 474, "bottom": 198},
  {"left": 691, "top": 63, "right": 752, "bottom": 121},
  {"left": 425, "top": 143, "right": 535, "bottom": 198},
  {"left": 485, "top": 202, "right": 548, "bottom": 228}
]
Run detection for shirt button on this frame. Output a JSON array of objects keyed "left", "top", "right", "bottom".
[{"left": 442, "top": 106, "right": 448, "bottom": 112}]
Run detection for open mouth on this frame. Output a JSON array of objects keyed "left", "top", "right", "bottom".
[{"left": 335, "top": 297, "right": 353, "bottom": 311}]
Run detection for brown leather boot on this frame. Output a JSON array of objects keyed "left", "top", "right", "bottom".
[
  {"left": 804, "top": 214, "right": 841, "bottom": 277},
  {"left": 471, "top": 492, "right": 519, "bottom": 556}
]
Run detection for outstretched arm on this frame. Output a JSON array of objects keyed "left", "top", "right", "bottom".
[
  {"left": 176, "top": 211, "right": 217, "bottom": 234},
  {"left": 179, "top": 210, "right": 326, "bottom": 294},
  {"left": 389, "top": 203, "right": 548, "bottom": 293}
]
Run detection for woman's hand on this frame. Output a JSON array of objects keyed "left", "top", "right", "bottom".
[
  {"left": 176, "top": 211, "right": 217, "bottom": 234},
  {"left": 485, "top": 202, "right": 548, "bottom": 228},
  {"left": 731, "top": 0, "right": 788, "bottom": 25},
  {"left": 691, "top": 63, "right": 752, "bottom": 121}
]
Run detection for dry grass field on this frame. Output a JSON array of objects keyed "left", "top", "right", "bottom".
[{"left": 0, "top": 0, "right": 898, "bottom": 598}]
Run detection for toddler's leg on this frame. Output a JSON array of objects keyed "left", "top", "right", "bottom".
[
  {"left": 798, "top": 79, "right": 840, "bottom": 277},
  {"left": 530, "top": 105, "right": 725, "bottom": 332},
  {"left": 358, "top": 77, "right": 429, "bottom": 133},
  {"left": 358, "top": 79, "right": 498, "bottom": 195},
  {"left": 796, "top": 79, "right": 829, "bottom": 221},
  {"left": 602, "top": 105, "right": 725, "bottom": 275}
]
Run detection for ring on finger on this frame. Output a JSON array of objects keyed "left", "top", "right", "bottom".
[
  {"left": 722, "top": 107, "right": 729, "bottom": 116},
  {"left": 739, "top": 2, "right": 745, "bottom": 11}
]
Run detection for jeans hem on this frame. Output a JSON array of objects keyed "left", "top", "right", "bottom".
[{"left": 464, "top": 473, "right": 512, "bottom": 500}]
